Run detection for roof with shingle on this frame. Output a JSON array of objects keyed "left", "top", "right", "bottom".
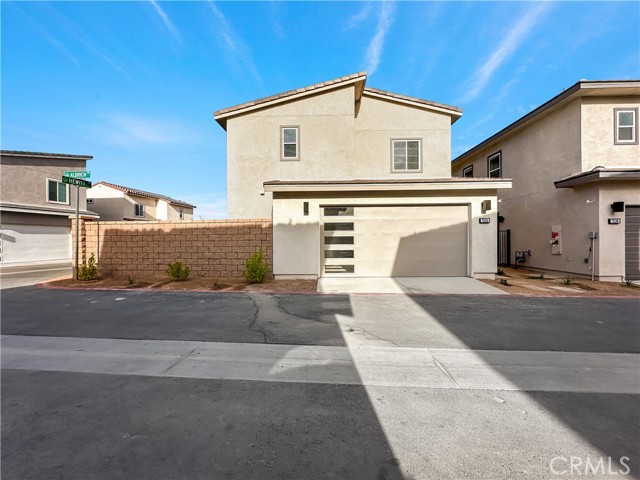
[{"left": 93, "top": 181, "right": 195, "bottom": 208}]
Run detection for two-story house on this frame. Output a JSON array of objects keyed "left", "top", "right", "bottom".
[
  {"left": 214, "top": 72, "right": 511, "bottom": 280},
  {"left": 86, "top": 182, "right": 195, "bottom": 221},
  {"left": 0, "top": 150, "right": 97, "bottom": 266},
  {"left": 452, "top": 80, "right": 640, "bottom": 281}
]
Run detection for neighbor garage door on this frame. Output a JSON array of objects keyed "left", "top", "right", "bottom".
[
  {"left": 322, "top": 205, "right": 468, "bottom": 277},
  {"left": 625, "top": 206, "right": 640, "bottom": 281},
  {"left": 0, "top": 224, "right": 71, "bottom": 265}
]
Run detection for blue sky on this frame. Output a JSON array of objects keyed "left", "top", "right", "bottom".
[{"left": 2, "top": 1, "right": 639, "bottom": 218}]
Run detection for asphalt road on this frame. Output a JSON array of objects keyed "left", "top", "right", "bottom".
[{"left": 2, "top": 286, "right": 639, "bottom": 479}]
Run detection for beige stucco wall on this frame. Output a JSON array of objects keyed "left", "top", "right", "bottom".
[
  {"left": 226, "top": 86, "right": 456, "bottom": 218},
  {"left": 1, "top": 154, "right": 88, "bottom": 212},
  {"left": 452, "top": 94, "right": 640, "bottom": 280},
  {"left": 271, "top": 190, "right": 499, "bottom": 279},
  {"left": 164, "top": 202, "right": 194, "bottom": 221},
  {"left": 581, "top": 96, "right": 640, "bottom": 170},
  {"left": 87, "top": 185, "right": 157, "bottom": 220}
]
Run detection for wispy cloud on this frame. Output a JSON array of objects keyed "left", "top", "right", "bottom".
[
  {"left": 179, "top": 193, "right": 227, "bottom": 219},
  {"left": 364, "top": 1, "right": 396, "bottom": 75},
  {"left": 459, "top": 3, "right": 551, "bottom": 103},
  {"left": 149, "top": 0, "right": 181, "bottom": 43},
  {"left": 207, "top": 1, "right": 260, "bottom": 83},
  {"left": 343, "top": 3, "right": 371, "bottom": 31}
]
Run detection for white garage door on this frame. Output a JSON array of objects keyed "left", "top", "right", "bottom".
[
  {"left": 0, "top": 224, "right": 71, "bottom": 265},
  {"left": 322, "top": 205, "right": 468, "bottom": 277}
]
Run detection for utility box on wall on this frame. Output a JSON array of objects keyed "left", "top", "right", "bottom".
[{"left": 550, "top": 224, "right": 562, "bottom": 255}]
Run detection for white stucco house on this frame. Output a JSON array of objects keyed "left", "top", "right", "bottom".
[
  {"left": 214, "top": 72, "right": 511, "bottom": 280},
  {"left": 87, "top": 182, "right": 195, "bottom": 221},
  {"left": 452, "top": 80, "right": 640, "bottom": 281}
]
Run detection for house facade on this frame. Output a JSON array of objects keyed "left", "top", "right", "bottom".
[
  {"left": 0, "top": 150, "right": 96, "bottom": 266},
  {"left": 452, "top": 80, "right": 640, "bottom": 281},
  {"left": 87, "top": 182, "right": 195, "bottom": 221},
  {"left": 215, "top": 72, "right": 511, "bottom": 280}
]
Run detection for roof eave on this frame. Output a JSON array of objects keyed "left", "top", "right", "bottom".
[
  {"left": 263, "top": 179, "right": 512, "bottom": 193},
  {"left": 554, "top": 170, "right": 640, "bottom": 188}
]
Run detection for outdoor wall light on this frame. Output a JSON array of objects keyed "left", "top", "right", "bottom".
[
  {"left": 481, "top": 200, "right": 492, "bottom": 214},
  {"left": 611, "top": 201, "right": 625, "bottom": 213}
]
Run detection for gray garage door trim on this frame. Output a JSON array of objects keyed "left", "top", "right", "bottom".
[
  {"left": 321, "top": 204, "right": 469, "bottom": 278},
  {"left": 625, "top": 205, "right": 640, "bottom": 281}
]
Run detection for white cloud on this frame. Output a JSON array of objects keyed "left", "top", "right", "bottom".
[
  {"left": 207, "top": 1, "right": 261, "bottom": 83},
  {"left": 344, "top": 3, "right": 372, "bottom": 30},
  {"left": 460, "top": 3, "right": 551, "bottom": 103},
  {"left": 149, "top": 0, "right": 181, "bottom": 43},
  {"left": 364, "top": 2, "right": 396, "bottom": 75},
  {"left": 179, "top": 193, "right": 227, "bottom": 219}
]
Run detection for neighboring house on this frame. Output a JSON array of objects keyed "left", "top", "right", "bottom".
[
  {"left": 214, "top": 72, "right": 511, "bottom": 279},
  {"left": 86, "top": 182, "right": 195, "bottom": 221},
  {"left": 0, "top": 150, "right": 96, "bottom": 266},
  {"left": 452, "top": 80, "right": 640, "bottom": 281}
]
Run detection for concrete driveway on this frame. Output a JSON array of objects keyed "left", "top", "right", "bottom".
[
  {"left": 0, "top": 262, "right": 71, "bottom": 290},
  {"left": 317, "top": 276, "right": 506, "bottom": 294},
  {"left": 2, "top": 287, "right": 639, "bottom": 479}
]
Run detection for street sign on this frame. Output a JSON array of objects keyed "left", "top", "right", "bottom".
[
  {"left": 64, "top": 170, "right": 90, "bottom": 178},
  {"left": 62, "top": 176, "right": 92, "bottom": 188}
]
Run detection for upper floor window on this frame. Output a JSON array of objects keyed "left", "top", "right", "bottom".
[
  {"left": 47, "top": 179, "right": 68, "bottom": 204},
  {"left": 615, "top": 108, "right": 638, "bottom": 145},
  {"left": 134, "top": 204, "right": 145, "bottom": 217},
  {"left": 392, "top": 139, "right": 421, "bottom": 172},
  {"left": 487, "top": 152, "right": 501, "bottom": 178},
  {"left": 179, "top": 208, "right": 184, "bottom": 220},
  {"left": 282, "top": 126, "right": 299, "bottom": 160},
  {"left": 463, "top": 165, "right": 474, "bottom": 178}
]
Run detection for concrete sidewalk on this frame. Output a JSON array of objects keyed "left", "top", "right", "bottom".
[
  {"left": 317, "top": 276, "right": 506, "bottom": 294},
  {"left": 3, "top": 334, "right": 637, "bottom": 393}
]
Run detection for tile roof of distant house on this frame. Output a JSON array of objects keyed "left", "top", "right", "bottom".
[
  {"left": 213, "top": 71, "right": 462, "bottom": 128},
  {"left": 1, "top": 150, "right": 93, "bottom": 161},
  {"left": 94, "top": 181, "right": 196, "bottom": 208}
]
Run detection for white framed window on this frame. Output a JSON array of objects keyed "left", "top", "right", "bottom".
[
  {"left": 134, "top": 204, "right": 145, "bottom": 217},
  {"left": 281, "top": 126, "right": 299, "bottom": 160},
  {"left": 463, "top": 165, "right": 474, "bottom": 178},
  {"left": 392, "top": 139, "right": 421, "bottom": 172},
  {"left": 487, "top": 152, "right": 501, "bottom": 178},
  {"left": 615, "top": 108, "right": 638, "bottom": 145},
  {"left": 47, "top": 178, "right": 69, "bottom": 204},
  {"left": 179, "top": 208, "right": 184, "bottom": 220}
]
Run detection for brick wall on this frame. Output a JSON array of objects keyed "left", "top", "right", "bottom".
[{"left": 72, "top": 218, "right": 272, "bottom": 279}]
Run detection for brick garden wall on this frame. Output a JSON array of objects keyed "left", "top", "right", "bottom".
[{"left": 72, "top": 218, "right": 272, "bottom": 279}]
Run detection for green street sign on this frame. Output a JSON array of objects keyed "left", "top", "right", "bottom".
[
  {"left": 64, "top": 171, "right": 90, "bottom": 178},
  {"left": 62, "top": 176, "right": 92, "bottom": 188}
]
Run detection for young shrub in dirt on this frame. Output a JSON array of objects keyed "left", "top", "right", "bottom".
[
  {"left": 78, "top": 253, "right": 99, "bottom": 281},
  {"left": 245, "top": 248, "right": 269, "bottom": 284},
  {"left": 166, "top": 261, "right": 191, "bottom": 281}
]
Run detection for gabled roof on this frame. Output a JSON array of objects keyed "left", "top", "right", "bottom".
[
  {"left": 213, "top": 71, "right": 462, "bottom": 129},
  {"left": 453, "top": 79, "right": 640, "bottom": 165},
  {"left": 1, "top": 150, "right": 92, "bottom": 161},
  {"left": 93, "top": 181, "right": 195, "bottom": 208}
]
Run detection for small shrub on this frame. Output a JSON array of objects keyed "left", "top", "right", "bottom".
[
  {"left": 563, "top": 274, "right": 573, "bottom": 285},
  {"left": 499, "top": 278, "right": 510, "bottom": 287},
  {"left": 77, "top": 253, "right": 99, "bottom": 281},
  {"left": 245, "top": 248, "right": 269, "bottom": 284},
  {"left": 166, "top": 261, "right": 191, "bottom": 281},
  {"left": 128, "top": 275, "right": 136, "bottom": 285},
  {"left": 623, "top": 277, "right": 637, "bottom": 287},
  {"left": 537, "top": 272, "right": 546, "bottom": 280},
  {"left": 496, "top": 268, "right": 505, "bottom": 276}
]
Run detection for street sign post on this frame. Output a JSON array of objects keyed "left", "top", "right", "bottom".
[
  {"left": 64, "top": 170, "right": 90, "bottom": 179},
  {"left": 62, "top": 175, "right": 93, "bottom": 280}
]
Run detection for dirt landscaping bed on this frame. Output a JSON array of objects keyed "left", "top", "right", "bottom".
[
  {"left": 483, "top": 267, "right": 640, "bottom": 297},
  {"left": 44, "top": 275, "right": 318, "bottom": 293}
]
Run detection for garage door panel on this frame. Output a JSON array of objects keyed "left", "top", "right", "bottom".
[
  {"left": 0, "top": 224, "right": 71, "bottom": 264},
  {"left": 321, "top": 205, "right": 468, "bottom": 277},
  {"left": 626, "top": 206, "right": 640, "bottom": 280}
]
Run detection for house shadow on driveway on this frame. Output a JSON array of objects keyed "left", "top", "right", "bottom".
[{"left": 1, "top": 286, "right": 410, "bottom": 480}]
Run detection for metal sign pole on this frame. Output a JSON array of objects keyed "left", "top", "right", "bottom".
[{"left": 74, "top": 185, "right": 79, "bottom": 281}]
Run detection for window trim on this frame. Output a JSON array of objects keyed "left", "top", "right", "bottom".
[
  {"left": 390, "top": 138, "right": 423, "bottom": 173},
  {"left": 614, "top": 108, "right": 638, "bottom": 145},
  {"left": 134, "top": 203, "right": 145, "bottom": 218},
  {"left": 487, "top": 151, "right": 502, "bottom": 178},
  {"left": 179, "top": 208, "right": 184, "bottom": 220},
  {"left": 281, "top": 126, "right": 300, "bottom": 161},
  {"left": 46, "top": 178, "right": 69, "bottom": 205},
  {"left": 462, "top": 165, "right": 474, "bottom": 178}
]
